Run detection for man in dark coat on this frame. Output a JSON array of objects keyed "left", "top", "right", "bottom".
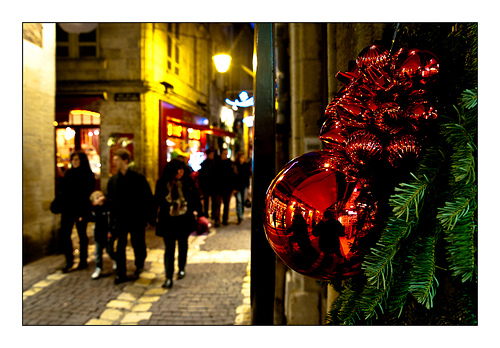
[
  {"left": 198, "top": 148, "right": 217, "bottom": 219},
  {"left": 107, "top": 149, "right": 156, "bottom": 284},
  {"left": 213, "top": 148, "right": 237, "bottom": 226}
]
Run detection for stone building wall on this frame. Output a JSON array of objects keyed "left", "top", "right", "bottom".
[
  {"left": 22, "top": 23, "right": 238, "bottom": 263},
  {"left": 22, "top": 23, "right": 57, "bottom": 263}
]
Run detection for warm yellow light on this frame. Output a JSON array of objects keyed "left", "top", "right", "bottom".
[
  {"left": 64, "top": 127, "right": 76, "bottom": 141},
  {"left": 70, "top": 109, "right": 100, "bottom": 118},
  {"left": 213, "top": 54, "right": 232, "bottom": 73}
]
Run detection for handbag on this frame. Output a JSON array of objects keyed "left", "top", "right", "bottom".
[
  {"left": 50, "top": 195, "right": 63, "bottom": 214},
  {"left": 196, "top": 216, "right": 211, "bottom": 235}
]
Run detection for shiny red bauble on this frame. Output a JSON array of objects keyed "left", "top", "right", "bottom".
[
  {"left": 264, "top": 44, "right": 439, "bottom": 281},
  {"left": 263, "top": 150, "right": 378, "bottom": 280}
]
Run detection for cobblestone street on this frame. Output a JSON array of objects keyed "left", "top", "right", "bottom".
[{"left": 22, "top": 210, "right": 251, "bottom": 326}]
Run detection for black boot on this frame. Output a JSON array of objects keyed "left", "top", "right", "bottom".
[{"left": 162, "top": 279, "right": 173, "bottom": 288}]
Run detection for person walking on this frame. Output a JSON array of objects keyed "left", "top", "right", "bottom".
[
  {"left": 234, "top": 152, "right": 252, "bottom": 224},
  {"left": 154, "top": 159, "right": 203, "bottom": 289},
  {"left": 107, "top": 149, "right": 156, "bottom": 284},
  {"left": 198, "top": 148, "right": 217, "bottom": 219},
  {"left": 213, "top": 148, "right": 237, "bottom": 226},
  {"left": 58, "top": 151, "right": 95, "bottom": 273},
  {"left": 89, "top": 190, "right": 115, "bottom": 279}
]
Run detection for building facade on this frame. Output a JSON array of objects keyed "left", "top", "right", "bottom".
[
  {"left": 23, "top": 22, "right": 254, "bottom": 264},
  {"left": 56, "top": 23, "right": 254, "bottom": 190}
]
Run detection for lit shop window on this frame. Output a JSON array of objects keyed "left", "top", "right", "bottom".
[{"left": 55, "top": 110, "right": 101, "bottom": 179}]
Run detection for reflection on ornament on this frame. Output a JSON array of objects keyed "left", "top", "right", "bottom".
[{"left": 263, "top": 150, "right": 378, "bottom": 280}]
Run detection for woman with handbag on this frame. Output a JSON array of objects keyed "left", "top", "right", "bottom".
[
  {"left": 154, "top": 159, "right": 203, "bottom": 289},
  {"left": 58, "top": 151, "right": 96, "bottom": 272}
]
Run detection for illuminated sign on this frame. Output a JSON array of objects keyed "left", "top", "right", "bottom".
[
  {"left": 188, "top": 128, "right": 201, "bottom": 141},
  {"left": 167, "top": 123, "right": 183, "bottom": 138},
  {"left": 225, "top": 91, "right": 254, "bottom": 110}
]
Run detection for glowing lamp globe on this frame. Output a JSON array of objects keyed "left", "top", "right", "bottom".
[{"left": 213, "top": 54, "right": 232, "bottom": 73}]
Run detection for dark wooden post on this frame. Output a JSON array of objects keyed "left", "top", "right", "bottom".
[{"left": 250, "top": 23, "right": 276, "bottom": 325}]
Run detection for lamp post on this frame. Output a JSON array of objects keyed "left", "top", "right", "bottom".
[{"left": 250, "top": 22, "right": 276, "bottom": 325}]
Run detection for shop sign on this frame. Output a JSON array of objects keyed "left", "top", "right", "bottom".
[{"left": 114, "top": 93, "right": 141, "bottom": 102}]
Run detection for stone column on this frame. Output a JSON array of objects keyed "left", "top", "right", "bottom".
[
  {"left": 289, "top": 23, "right": 327, "bottom": 159},
  {"left": 285, "top": 23, "right": 327, "bottom": 325}
]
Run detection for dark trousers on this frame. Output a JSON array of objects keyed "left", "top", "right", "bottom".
[
  {"left": 114, "top": 224, "right": 147, "bottom": 277},
  {"left": 94, "top": 229, "right": 115, "bottom": 269},
  {"left": 162, "top": 231, "right": 189, "bottom": 279},
  {"left": 214, "top": 192, "right": 231, "bottom": 224},
  {"left": 60, "top": 213, "right": 89, "bottom": 267},
  {"left": 202, "top": 191, "right": 217, "bottom": 219}
]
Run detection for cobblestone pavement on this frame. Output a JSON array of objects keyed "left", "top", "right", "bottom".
[{"left": 22, "top": 208, "right": 251, "bottom": 326}]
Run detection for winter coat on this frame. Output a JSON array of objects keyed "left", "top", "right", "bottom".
[
  {"left": 214, "top": 158, "right": 237, "bottom": 194},
  {"left": 60, "top": 167, "right": 95, "bottom": 218},
  {"left": 198, "top": 158, "right": 216, "bottom": 194},
  {"left": 107, "top": 169, "right": 156, "bottom": 230},
  {"left": 235, "top": 161, "right": 252, "bottom": 191},
  {"left": 154, "top": 174, "right": 202, "bottom": 237},
  {"left": 91, "top": 202, "right": 110, "bottom": 243}
]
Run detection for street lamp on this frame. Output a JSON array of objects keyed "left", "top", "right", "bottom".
[
  {"left": 58, "top": 23, "right": 98, "bottom": 34},
  {"left": 212, "top": 53, "right": 232, "bottom": 73}
]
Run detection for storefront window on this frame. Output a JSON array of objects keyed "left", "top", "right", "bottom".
[{"left": 55, "top": 109, "right": 101, "bottom": 187}]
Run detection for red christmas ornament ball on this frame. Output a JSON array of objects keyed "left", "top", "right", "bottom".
[{"left": 263, "top": 150, "right": 378, "bottom": 280}]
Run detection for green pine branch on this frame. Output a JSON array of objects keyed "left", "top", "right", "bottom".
[
  {"left": 442, "top": 208, "right": 477, "bottom": 282},
  {"left": 407, "top": 231, "right": 439, "bottom": 309},
  {"left": 437, "top": 87, "right": 477, "bottom": 283},
  {"left": 362, "top": 174, "right": 428, "bottom": 290},
  {"left": 437, "top": 193, "right": 475, "bottom": 231},
  {"left": 325, "top": 279, "right": 362, "bottom": 325},
  {"left": 358, "top": 285, "right": 386, "bottom": 320},
  {"left": 461, "top": 88, "right": 478, "bottom": 110},
  {"left": 391, "top": 173, "right": 428, "bottom": 221},
  {"left": 442, "top": 121, "right": 476, "bottom": 184}
]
